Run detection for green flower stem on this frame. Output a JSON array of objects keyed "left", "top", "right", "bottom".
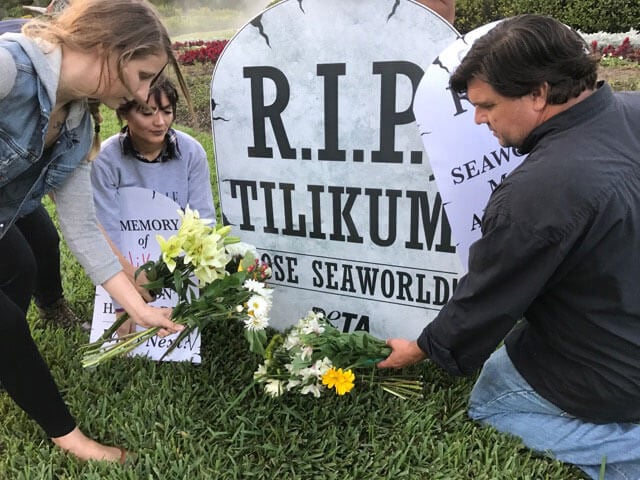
[
  {"left": 380, "top": 385, "right": 411, "bottom": 400},
  {"left": 377, "top": 379, "right": 424, "bottom": 399},
  {"left": 82, "top": 327, "right": 160, "bottom": 368},
  {"left": 81, "top": 302, "right": 256, "bottom": 367},
  {"left": 354, "top": 368, "right": 423, "bottom": 399},
  {"left": 93, "top": 312, "right": 132, "bottom": 343}
]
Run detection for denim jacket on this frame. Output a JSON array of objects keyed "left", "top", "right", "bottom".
[
  {"left": 0, "top": 33, "right": 120, "bottom": 284},
  {"left": 0, "top": 33, "right": 92, "bottom": 237}
]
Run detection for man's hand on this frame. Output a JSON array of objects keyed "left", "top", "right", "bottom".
[{"left": 377, "top": 339, "right": 427, "bottom": 369}]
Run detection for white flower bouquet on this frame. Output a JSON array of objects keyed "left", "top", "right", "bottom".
[
  {"left": 253, "top": 311, "right": 424, "bottom": 399},
  {"left": 81, "top": 207, "right": 272, "bottom": 368}
]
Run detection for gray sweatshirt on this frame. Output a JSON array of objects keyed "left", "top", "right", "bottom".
[{"left": 91, "top": 128, "right": 216, "bottom": 248}]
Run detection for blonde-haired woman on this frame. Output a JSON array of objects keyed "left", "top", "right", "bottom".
[{"left": 0, "top": 0, "right": 188, "bottom": 463}]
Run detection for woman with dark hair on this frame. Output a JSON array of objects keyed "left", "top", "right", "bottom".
[{"left": 91, "top": 76, "right": 216, "bottom": 334}]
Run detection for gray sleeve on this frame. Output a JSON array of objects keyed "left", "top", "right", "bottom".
[
  {"left": 0, "top": 46, "right": 17, "bottom": 100},
  {"left": 52, "top": 159, "right": 121, "bottom": 285},
  {"left": 90, "top": 145, "right": 122, "bottom": 242},
  {"left": 185, "top": 136, "right": 216, "bottom": 222}
]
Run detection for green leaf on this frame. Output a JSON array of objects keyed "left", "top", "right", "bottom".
[
  {"left": 244, "top": 329, "right": 266, "bottom": 356},
  {"left": 159, "top": 326, "right": 197, "bottom": 361},
  {"left": 239, "top": 252, "right": 256, "bottom": 271}
]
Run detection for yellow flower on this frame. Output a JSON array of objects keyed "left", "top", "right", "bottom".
[
  {"left": 156, "top": 234, "right": 182, "bottom": 272},
  {"left": 216, "top": 225, "right": 232, "bottom": 238},
  {"left": 181, "top": 231, "right": 230, "bottom": 286},
  {"left": 178, "top": 206, "right": 212, "bottom": 239},
  {"left": 321, "top": 367, "right": 355, "bottom": 395}
]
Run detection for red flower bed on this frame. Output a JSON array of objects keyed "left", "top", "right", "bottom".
[
  {"left": 172, "top": 40, "right": 229, "bottom": 65},
  {"left": 590, "top": 37, "right": 640, "bottom": 62},
  {"left": 172, "top": 37, "right": 639, "bottom": 66}
]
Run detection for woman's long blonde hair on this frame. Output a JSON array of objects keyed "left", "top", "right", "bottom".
[{"left": 23, "top": 0, "right": 192, "bottom": 159}]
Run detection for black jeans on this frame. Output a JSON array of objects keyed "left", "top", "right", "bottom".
[
  {"left": 15, "top": 204, "right": 63, "bottom": 308},
  {"left": 0, "top": 221, "right": 75, "bottom": 438}
]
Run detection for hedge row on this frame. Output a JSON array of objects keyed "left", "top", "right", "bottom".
[
  {"left": 456, "top": 0, "right": 640, "bottom": 34},
  {"left": 4, "top": 0, "right": 637, "bottom": 36}
]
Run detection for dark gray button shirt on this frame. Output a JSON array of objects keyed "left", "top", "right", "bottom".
[{"left": 418, "top": 83, "right": 640, "bottom": 423}]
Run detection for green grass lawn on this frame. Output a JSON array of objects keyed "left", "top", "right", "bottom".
[{"left": 5, "top": 6, "right": 637, "bottom": 477}]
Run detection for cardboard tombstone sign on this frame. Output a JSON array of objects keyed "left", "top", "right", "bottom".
[
  {"left": 211, "top": 0, "right": 460, "bottom": 339},
  {"left": 90, "top": 187, "right": 201, "bottom": 363},
  {"left": 414, "top": 21, "right": 528, "bottom": 269}
]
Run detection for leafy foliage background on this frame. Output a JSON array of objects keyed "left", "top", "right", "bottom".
[{"left": 4, "top": 0, "right": 640, "bottom": 35}]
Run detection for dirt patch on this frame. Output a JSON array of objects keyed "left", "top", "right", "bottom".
[{"left": 597, "top": 65, "right": 640, "bottom": 90}]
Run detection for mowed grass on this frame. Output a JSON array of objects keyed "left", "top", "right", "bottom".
[
  {"left": 3, "top": 7, "right": 638, "bottom": 478},
  {"left": 0, "top": 309, "right": 586, "bottom": 479}
]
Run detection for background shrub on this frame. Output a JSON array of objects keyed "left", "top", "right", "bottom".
[
  {"left": 161, "top": 7, "right": 242, "bottom": 37},
  {"left": 455, "top": 0, "right": 640, "bottom": 33},
  {"left": 5, "top": 0, "right": 640, "bottom": 35},
  {"left": 453, "top": 0, "right": 513, "bottom": 35},
  {"left": 561, "top": 0, "right": 639, "bottom": 34}
]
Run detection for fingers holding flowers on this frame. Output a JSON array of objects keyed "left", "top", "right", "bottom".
[
  {"left": 133, "top": 305, "right": 182, "bottom": 336},
  {"left": 81, "top": 208, "right": 274, "bottom": 367},
  {"left": 253, "top": 311, "right": 424, "bottom": 399},
  {"left": 134, "top": 269, "right": 156, "bottom": 303},
  {"left": 115, "top": 311, "right": 136, "bottom": 337},
  {"left": 376, "top": 339, "right": 427, "bottom": 369}
]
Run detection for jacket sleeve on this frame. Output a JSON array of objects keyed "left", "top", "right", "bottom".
[
  {"left": 53, "top": 159, "right": 121, "bottom": 285},
  {"left": 417, "top": 198, "right": 567, "bottom": 376}
]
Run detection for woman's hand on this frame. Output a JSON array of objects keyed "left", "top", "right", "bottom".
[
  {"left": 129, "top": 267, "right": 155, "bottom": 303},
  {"left": 131, "top": 304, "right": 181, "bottom": 337},
  {"left": 99, "top": 224, "right": 155, "bottom": 302},
  {"left": 115, "top": 311, "right": 135, "bottom": 337},
  {"left": 102, "top": 271, "right": 183, "bottom": 337}
]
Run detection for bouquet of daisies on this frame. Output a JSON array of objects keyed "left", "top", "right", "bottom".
[
  {"left": 253, "top": 311, "right": 424, "bottom": 399},
  {"left": 81, "top": 207, "right": 272, "bottom": 368}
]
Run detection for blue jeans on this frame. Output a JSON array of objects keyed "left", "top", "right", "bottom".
[{"left": 469, "top": 347, "right": 640, "bottom": 480}]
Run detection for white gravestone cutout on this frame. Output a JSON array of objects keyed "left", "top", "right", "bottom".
[
  {"left": 211, "top": 0, "right": 461, "bottom": 339},
  {"left": 90, "top": 186, "right": 201, "bottom": 363},
  {"left": 414, "top": 21, "right": 528, "bottom": 269}
]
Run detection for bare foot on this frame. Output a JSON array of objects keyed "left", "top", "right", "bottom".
[{"left": 52, "top": 427, "right": 125, "bottom": 462}]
